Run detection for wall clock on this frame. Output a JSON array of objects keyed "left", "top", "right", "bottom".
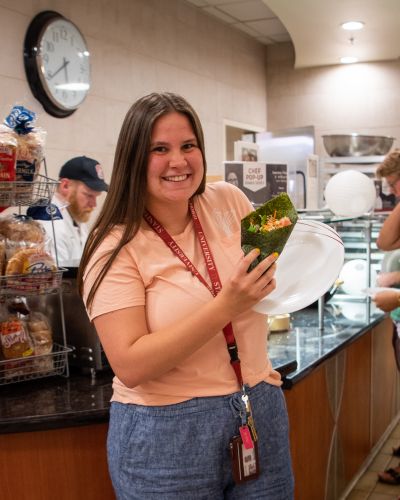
[{"left": 24, "top": 11, "right": 91, "bottom": 118}]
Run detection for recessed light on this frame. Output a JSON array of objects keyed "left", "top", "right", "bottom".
[
  {"left": 341, "top": 21, "right": 364, "bottom": 31},
  {"left": 340, "top": 56, "right": 359, "bottom": 64}
]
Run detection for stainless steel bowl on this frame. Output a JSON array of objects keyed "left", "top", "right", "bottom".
[{"left": 322, "top": 134, "right": 395, "bottom": 157}]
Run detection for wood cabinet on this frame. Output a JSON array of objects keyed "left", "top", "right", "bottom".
[
  {"left": 0, "top": 317, "right": 396, "bottom": 500},
  {"left": 285, "top": 317, "right": 398, "bottom": 500},
  {"left": 0, "top": 423, "right": 115, "bottom": 500}
]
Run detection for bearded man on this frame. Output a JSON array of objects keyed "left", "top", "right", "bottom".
[{"left": 29, "top": 156, "right": 108, "bottom": 266}]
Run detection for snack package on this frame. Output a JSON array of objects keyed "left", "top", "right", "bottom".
[
  {"left": 3, "top": 105, "right": 46, "bottom": 183},
  {"left": 241, "top": 193, "right": 298, "bottom": 271},
  {"left": 0, "top": 315, "right": 33, "bottom": 359}
]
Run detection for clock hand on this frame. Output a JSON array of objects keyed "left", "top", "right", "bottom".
[
  {"left": 63, "top": 57, "right": 69, "bottom": 83},
  {"left": 48, "top": 59, "right": 70, "bottom": 80}
]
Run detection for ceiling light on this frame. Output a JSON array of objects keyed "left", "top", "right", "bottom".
[
  {"left": 340, "top": 56, "right": 359, "bottom": 64},
  {"left": 341, "top": 21, "right": 364, "bottom": 31}
]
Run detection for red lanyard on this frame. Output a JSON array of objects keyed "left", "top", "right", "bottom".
[{"left": 143, "top": 201, "right": 244, "bottom": 387}]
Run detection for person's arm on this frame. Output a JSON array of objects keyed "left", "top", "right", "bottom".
[
  {"left": 93, "top": 249, "right": 277, "bottom": 388},
  {"left": 376, "top": 271, "right": 400, "bottom": 287},
  {"left": 376, "top": 202, "right": 400, "bottom": 250},
  {"left": 373, "top": 289, "right": 400, "bottom": 312}
]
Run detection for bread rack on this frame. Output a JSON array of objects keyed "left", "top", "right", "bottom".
[{"left": 0, "top": 158, "right": 71, "bottom": 385}]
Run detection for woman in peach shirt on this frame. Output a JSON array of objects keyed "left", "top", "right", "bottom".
[{"left": 79, "top": 93, "right": 293, "bottom": 499}]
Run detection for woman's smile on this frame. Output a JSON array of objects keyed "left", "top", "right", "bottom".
[{"left": 162, "top": 174, "right": 191, "bottom": 182}]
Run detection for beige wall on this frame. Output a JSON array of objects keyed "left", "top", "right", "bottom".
[
  {"left": 266, "top": 43, "right": 400, "bottom": 156},
  {"left": 2, "top": 0, "right": 400, "bottom": 194},
  {"left": 0, "top": 0, "right": 268, "bottom": 187}
]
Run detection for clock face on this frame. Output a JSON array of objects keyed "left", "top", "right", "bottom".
[
  {"left": 24, "top": 11, "right": 91, "bottom": 117},
  {"left": 38, "top": 18, "right": 90, "bottom": 111}
]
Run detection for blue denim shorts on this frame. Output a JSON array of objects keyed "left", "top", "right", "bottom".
[{"left": 107, "top": 382, "right": 294, "bottom": 499}]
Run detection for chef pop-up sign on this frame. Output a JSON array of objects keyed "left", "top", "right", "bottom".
[
  {"left": 224, "top": 161, "right": 287, "bottom": 206},
  {"left": 243, "top": 163, "right": 266, "bottom": 190}
]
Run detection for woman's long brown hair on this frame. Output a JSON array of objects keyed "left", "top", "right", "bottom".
[{"left": 78, "top": 93, "right": 207, "bottom": 312}]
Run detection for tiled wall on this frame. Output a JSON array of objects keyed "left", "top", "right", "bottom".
[
  {"left": 0, "top": 0, "right": 268, "bottom": 185},
  {"left": 266, "top": 43, "right": 400, "bottom": 155},
  {"left": 2, "top": 0, "right": 399, "bottom": 192}
]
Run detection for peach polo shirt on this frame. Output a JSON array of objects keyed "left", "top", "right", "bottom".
[{"left": 84, "top": 182, "right": 281, "bottom": 405}]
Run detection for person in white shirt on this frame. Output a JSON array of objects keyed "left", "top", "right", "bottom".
[{"left": 28, "top": 156, "right": 108, "bottom": 267}]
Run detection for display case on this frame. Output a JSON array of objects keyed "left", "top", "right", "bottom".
[
  {"left": 0, "top": 159, "right": 70, "bottom": 385},
  {"left": 329, "top": 215, "right": 384, "bottom": 297}
]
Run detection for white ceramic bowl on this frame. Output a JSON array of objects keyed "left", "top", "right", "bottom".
[
  {"left": 324, "top": 170, "right": 376, "bottom": 218},
  {"left": 339, "top": 259, "right": 377, "bottom": 295}
]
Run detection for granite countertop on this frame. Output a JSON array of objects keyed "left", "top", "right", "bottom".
[
  {"left": 0, "top": 298, "right": 385, "bottom": 434},
  {"left": 268, "top": 297, "right": 384, "bottom": 387},
  {"left": 0, "top": 368, "right": 113, "bottom": 434}
]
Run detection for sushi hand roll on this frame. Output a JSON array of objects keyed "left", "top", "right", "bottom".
[{"left": 241, "top": 193, "right": 298, "bottom": 271}]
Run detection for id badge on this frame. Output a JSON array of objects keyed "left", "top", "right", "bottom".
[{"left": 229, "top": 435, "right": 260, "bottom": 484}]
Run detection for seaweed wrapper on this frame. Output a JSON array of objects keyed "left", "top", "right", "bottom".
[{"left": 241, "top": 193, "right": 298, "bottom": 271}]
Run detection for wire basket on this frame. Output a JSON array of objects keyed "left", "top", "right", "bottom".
[
  {"left": 0, "top": 343, "right": 71, "bottom": 385},
  {"left": 0, "top": 175, "right": 59, "bottom": 207},
  {"left": 0, "top": 268, "right": 66, "bottom": 295}
]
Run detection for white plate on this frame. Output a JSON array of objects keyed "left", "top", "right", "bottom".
[
  {"left": 295, "top": 220, "right": 343, "bottom": 242},
  {"left": 381, "top": 249, "right": 400, "bottom": 273},
  {"left": 253, "top": 222, "right": 344, "bottom": 315},
  {"left": 362, "top": 286, "right": 395, "bottom": 297}
]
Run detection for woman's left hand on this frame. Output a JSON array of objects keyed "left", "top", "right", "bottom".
[{"left": 372, "top": 289, "right": 400, "bottom": 312}]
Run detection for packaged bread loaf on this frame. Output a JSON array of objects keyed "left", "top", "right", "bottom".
[
  {"left": 5, "top": 247, "right": 57, "bottom": 293},
  {"left": 0, "top": 314, "right": 35, "bottom": 379},
  {"left": 26, "top": 312, "right": 54, "bottom": 373},
  {"left": 0, "top": 214, "right": 47, "bottom": 260},
  {"left": 3, "top": 105, "right": 46, "bottom": 184},
  {"left": 0, "top": 315, "right": 33, "bottom": 359},
  {"left": 6, "top": 247, "right": 56, "bottom": 275},
  {"left": 0, "top": 127, "right": 17, "bottom": 209},
  {"left": 0, "top": 127, "right": 17, "bottom": 183}
]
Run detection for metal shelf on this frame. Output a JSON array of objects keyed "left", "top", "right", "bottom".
[
  {"left": 321, "top": 155, "right": 385, "bottom": 165},
  {"left": 0, "top": 343, "right": 71, "bottom": 385},
  {"left": 0, "top": 157, "right": 69, "bottom": 384}
]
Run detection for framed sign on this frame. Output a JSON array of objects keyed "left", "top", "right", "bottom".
[{"left": 234, "top": 141, "right": 259, "bottom": 162}]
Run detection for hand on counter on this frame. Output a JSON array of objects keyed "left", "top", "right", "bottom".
[
  {"left": 372, "top": 289, "right": 400, "bottom": 313},
  {"left": 376, "top": 271, "right": 400, "bottom": 288}
]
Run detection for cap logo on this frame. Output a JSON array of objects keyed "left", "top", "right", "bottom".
[{"left": 95, "top": 164, "right": 105, "bottom": 180}]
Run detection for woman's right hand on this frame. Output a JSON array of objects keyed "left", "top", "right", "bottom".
[{"left": 217, "top": 248, "right": 278, "bottom": 318}]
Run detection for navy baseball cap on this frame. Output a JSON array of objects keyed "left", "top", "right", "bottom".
[{"left": 59, "top": 156, "right": 108, "bottom": 192}]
